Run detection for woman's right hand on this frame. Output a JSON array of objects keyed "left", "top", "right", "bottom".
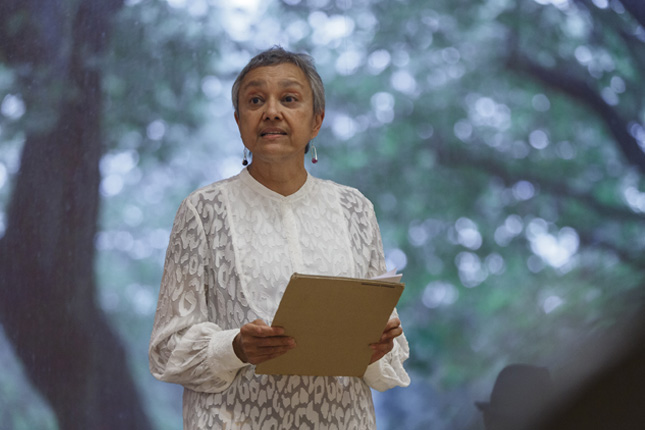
[{"left": 233, "top": 319, "right": 296, "bottom": 364}]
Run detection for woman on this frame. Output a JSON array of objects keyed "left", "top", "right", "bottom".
[{"left": 149, "top": 46, "right": 410, "bottom": 429}]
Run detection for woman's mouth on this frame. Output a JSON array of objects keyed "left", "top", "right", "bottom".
[{"left": 260, "top": 129, "right": 287, "bottom": 137}]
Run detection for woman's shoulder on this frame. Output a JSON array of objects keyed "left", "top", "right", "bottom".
[
  {"left": 181, "top": 173, "right": 242, "bottom": 207},
  {"left": 312, "top": 176, "right": 375, "bottom": 210}
]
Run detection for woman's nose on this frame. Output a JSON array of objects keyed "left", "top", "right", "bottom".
[{"left": 264, "top": 98, "right": 282, "bottom": 120}]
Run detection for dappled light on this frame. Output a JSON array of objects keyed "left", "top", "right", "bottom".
[
  {"left": 1, "top": 94, "right": 24, "bottom": 120},
  {"left": 422, "top": 280, "right": 459, "bottom": 309},
  {"left": 527, "top": 223, "right": 580, "bottom": 270}
]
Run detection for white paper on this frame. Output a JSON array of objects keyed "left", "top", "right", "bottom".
[{"left": 370, "top": 268, "right": 402, "bottom": 283}]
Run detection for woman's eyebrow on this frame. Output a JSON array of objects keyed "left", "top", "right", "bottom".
[
  {"left": 278, "top": 79, "right": 304, "bottom": 89},
  {"left": 241, "top": 80, "right": 265, "bottom": 91},
  {"left": 241, "top": 79, "right": 304, "bottom": 92}
]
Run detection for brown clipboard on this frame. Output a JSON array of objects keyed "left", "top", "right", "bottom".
[{"left": 255, "top": 273, "right": 404, "bottom": 377}]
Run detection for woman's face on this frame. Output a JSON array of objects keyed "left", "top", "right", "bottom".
[{"left": 235, "top": 63, "right": 324, "bottom": 167}]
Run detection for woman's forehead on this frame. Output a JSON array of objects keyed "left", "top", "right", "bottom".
[{"left": 240, "top": 63, "right": 310, "bottom": 92}]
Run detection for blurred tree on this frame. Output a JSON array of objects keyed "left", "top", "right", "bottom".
[
  {"left": 507, "top": 0, "right": 645, "bottom": 173},
  {"left": 303, "top": 0, "right": 645, "bottom": 426},
  {"left": 0, "top": 0, "right": 152, "bottom": 429}
]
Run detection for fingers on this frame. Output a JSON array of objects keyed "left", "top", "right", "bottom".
[
  {"left": 243, "top": 339, "right": 295, "bottom": 365},
  {"left": 368, "top": 318, "right": 403, "bottom": 364},
  {"left": 242, "top": 334, "right": 295, "bottom": 349},
  {"left": 370, "top": 339, "right": 394, "bottom": 353},
  {"left": 378, "top": 317, "right": 402, "bottom": 342},
  {"left": 247, "top": 342, "right": 295, "bottom": 362},
  {"left": 379, "top": 325, "right": 403, "bottom": 343},
  {"left": 369, "top": 336, "right": 396, "bottom": 364},
  {"left": 369, "top": 340, "right": 394, "bottom": 364},
  {"left": 234, "top": 319, "right": 296, "bottom": 365},
  {"left": 241, "top": 319, "right": 285, "bottom": 337},
  {"left": 384, "top": 317, "right": 401, "bottom": 330}
]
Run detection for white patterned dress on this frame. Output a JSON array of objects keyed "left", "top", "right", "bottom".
[{"left": 149, "top": 168, "right": 410, "bottom": 429}]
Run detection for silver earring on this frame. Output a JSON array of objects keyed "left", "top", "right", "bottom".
[
  {"left": 311, "top": 142, "right": 318, "bottom": 164},
  {"left": 242, "top": 148, "right": 249, "bottom": 166}
]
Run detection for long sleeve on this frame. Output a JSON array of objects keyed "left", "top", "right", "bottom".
[
  {"left": 148, "top": 198, "right": 247, "bottom": 393},
  {"left": 361, "top": 201, "right": 411, "bottom": 391},
  {"left": 363, "top": 308, "right": 411, "bottom": 391}
]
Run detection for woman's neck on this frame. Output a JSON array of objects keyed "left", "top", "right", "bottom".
[{"left": 247, "top": 161, "right": 308, "bottom": 196}]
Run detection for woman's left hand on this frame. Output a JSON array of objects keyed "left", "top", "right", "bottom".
[{"left": 369, "top": 317, "right": 403, "bottom": 364}]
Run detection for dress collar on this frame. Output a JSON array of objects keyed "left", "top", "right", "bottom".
[{"left": 239, "top": 167, "right": 314, "bottom": 202}]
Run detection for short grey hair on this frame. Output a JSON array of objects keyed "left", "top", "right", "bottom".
[{"left": 231, "top": 46, "right": 325, "bottom": 117}]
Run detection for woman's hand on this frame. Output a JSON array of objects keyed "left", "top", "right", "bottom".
[
  {"left": 369, "top": 317, "right": 403, "bottom": 364},
  {"left": 233, "top": 319, "right": 296, "bottom": 364}
]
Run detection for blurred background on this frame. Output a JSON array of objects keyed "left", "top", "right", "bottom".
[{"left": 0, "top": 0, "right": 644, "bottom": 429}]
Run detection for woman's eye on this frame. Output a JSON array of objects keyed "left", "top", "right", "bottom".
[
  {"left": 284, "top": 95, "right": 297, "bottom": 103},
  {"left": 250, "top": 97, "right": 262, "bottom": 104}
]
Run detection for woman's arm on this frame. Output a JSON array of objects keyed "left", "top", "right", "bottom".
[
  {"left": 148, "top": 198, "right": 247, "bottom": 393},
  {"left": 363, "top": 308, "right": 411, "bottom": 391},
  {"left": 362, "top": 200, "right": 411, "bottom": 391}
]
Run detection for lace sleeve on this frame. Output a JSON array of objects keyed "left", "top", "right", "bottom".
[
  {"left": 361, "top": 200, "right": 411, "bottom": 391},
  {"left": 148, "top": 197, "right": 247, "bottom": 393},
  {"left": 363, "top": 307, "right": 411, "bottom": 391}
]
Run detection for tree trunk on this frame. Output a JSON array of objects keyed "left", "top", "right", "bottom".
[{"left": 0, "top": 1, "right": 152, "bottom": 429}]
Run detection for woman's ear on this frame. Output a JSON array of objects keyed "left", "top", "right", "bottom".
[{"left": 311, "top": 111, "right": 325, "bottom": 138}]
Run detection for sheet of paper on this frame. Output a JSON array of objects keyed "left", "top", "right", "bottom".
[{"left": 370, "top": 268, "right": 402, "bottom": 283}]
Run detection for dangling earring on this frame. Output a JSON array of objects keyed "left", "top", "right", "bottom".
[
  {"left": 311, "top": 142, "right": 318, "bottom": 164},
  {"left": 242, "top": 147, "right": 249, "bottom": 166}
]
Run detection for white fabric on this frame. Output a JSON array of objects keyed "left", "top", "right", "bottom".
[{"left": 149, "top": 168, "right": 410, "bottom": 429}]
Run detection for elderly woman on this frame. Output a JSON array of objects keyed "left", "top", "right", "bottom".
[{"left": 149, "top": 46, "right": 410, "bottom": 429}]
